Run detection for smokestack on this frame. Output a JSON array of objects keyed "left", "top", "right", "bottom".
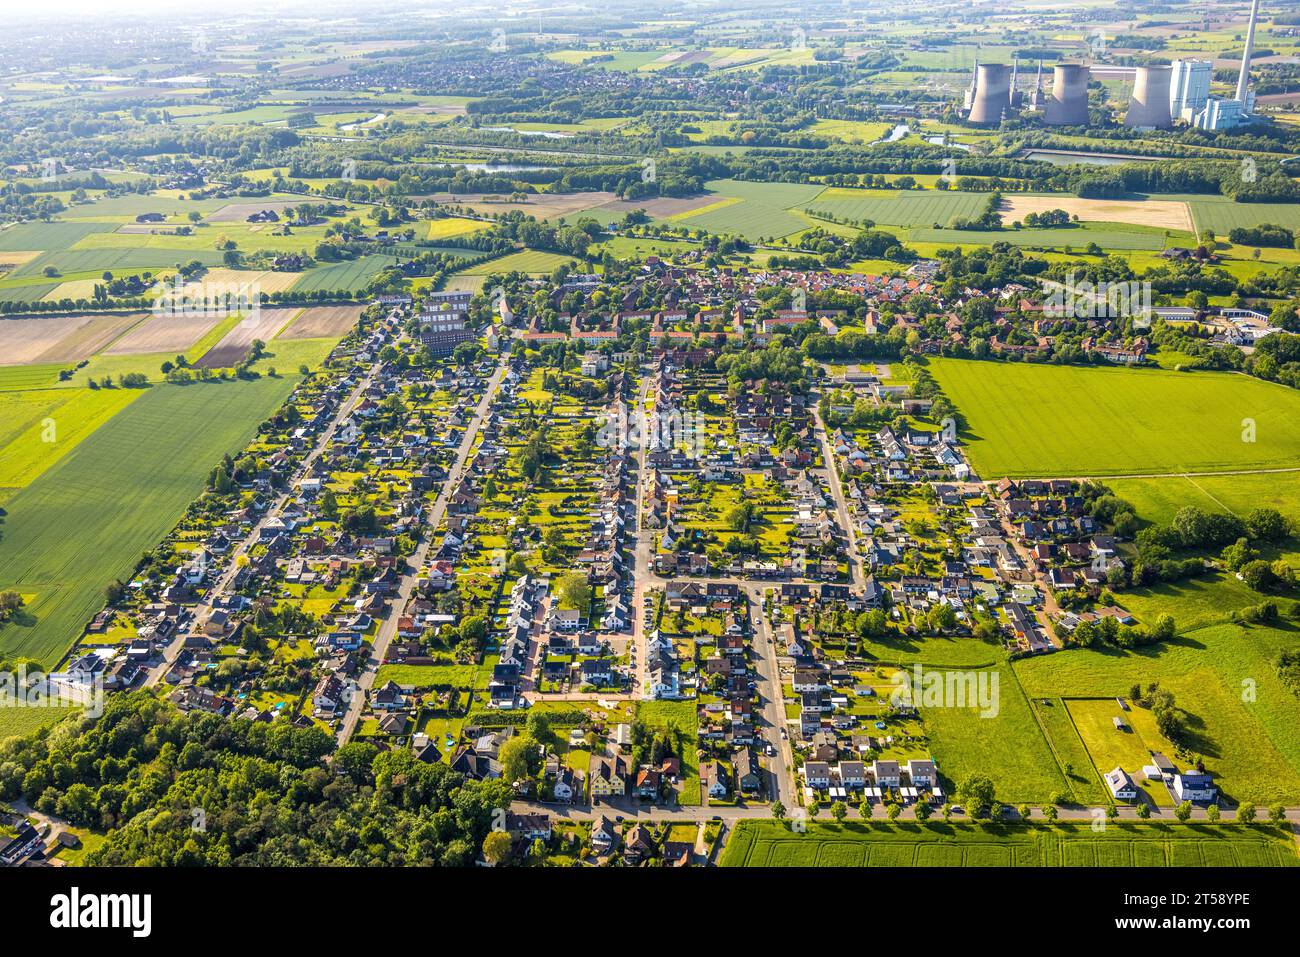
[
  {"left": 967, "top": 63, "right": 1012, "bottom": 125},
  {"left": 1044, "top": 64, "right": 1091, "bottom": 126},
  {"left": 1126, "top": 65, "right": 1173, "bottom": 129},
  {"left": 1237, "top": 0, "right": 1261, "bottom": 102}
]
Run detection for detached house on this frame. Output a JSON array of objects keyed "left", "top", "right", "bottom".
[{"left": 590, "top": 755, "right": 627, "bottom": 798}]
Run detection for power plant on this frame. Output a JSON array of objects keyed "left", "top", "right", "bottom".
[
  {"left": 1237, "top": 0, "right": 1261, "bottom": 103},
  {"left": 1125, "top": 64, "right": 1172, "bottom": 129},
  {"left": 961, "top": 2, "right": 1264, "bottom": 132},
  {"left": 965, "top": 62, "right": 1013, "bottom": 125},
  {"left": 1169, "top": 58, "right": 1212, "bottom": 120},
  {"left": 1043, "top": 64, "right": 1090, "bottom": 126}
]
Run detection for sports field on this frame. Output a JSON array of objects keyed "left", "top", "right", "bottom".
[
  {"left": 0, "top": 376, "right": 300, "bottom": 665},
  {"left": 928, "top": 358, "right": 1300, "bottom": 478},
  {"left": 719, "top": 821, "right": 1299, "bottom": 867}
]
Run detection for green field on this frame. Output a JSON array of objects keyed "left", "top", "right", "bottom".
[
  {"left": 670, "top": 179, "right": 827, "bottom": 241},
  {"left": 0, "top": 377, "right": 300, "bottom": 665},
  {"left": 11, "top": 246, "right": 225, "bottom": 278},
  {"left": 805, "top": 187, "right": 989, "bottom": 227},
  {"left": 719, "top": 820, "right": 1299, "bottom": 867},
  {"left": 922, "top": 663, "right": 1072, "bottom": 804},
  {"left": 0, "top": 221, "right": 118, "bottom": 251},
  {"left": 290, "top": 255, "right": 396, "bottom": 292},
  {"left": 0, "top": 282, "right": 59, "bottom": 303},
  {"left": 1015, "top": 623, "right": 1300, "bottom": 806},
  {"left": 0, "top": 706, "right": 80, "bottom": 742},
  {"left": 1183, "top": 194, "right": 1300, "bottom": 236},
  {"left": 0, "top": 365, "right": 68, "bottom": 392},
  {"left": 458, "top": 249, "right": 578, "bottom": 276},
  {"left": 375, "top": 664, "right": 483, "bottom": 688},
  {"left": 0, "top": 387, "right": 140, "bottom": 497},
  {"left": 1108, "top": 472, "right": 1300, "bottom": 528},
  {"left": 929, "top": 358, "right": 1300, "bottom": 478}
]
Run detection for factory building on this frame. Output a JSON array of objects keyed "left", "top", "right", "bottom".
[{"left": 1169, "top": 59, "right": 1212, "bottom": 121}]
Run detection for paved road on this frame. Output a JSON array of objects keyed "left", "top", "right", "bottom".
[
  {"left": 629, "top": 368, "right": 654, "bottom": 699},
  {"left": 811, "top": 399, "right": 864, "bottom": 588},
  {"left": 336, "top": 355, "right": 508, "bottom": 744},
  {"left": 747, "top": 591, "right": 794, "bottom": 808},
  {"left": 510, "top": 795, "right": 1300, "bottom": 827},
  {"left": 998, "top": 515, "right": 1063, "bottom": 647},
  {"left": 147, "top": 363, "right": 377, "bottom": 687}
]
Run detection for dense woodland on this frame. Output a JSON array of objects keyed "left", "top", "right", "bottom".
[{"left": 0, "top": 695, "right": 512, "bottom": 866}]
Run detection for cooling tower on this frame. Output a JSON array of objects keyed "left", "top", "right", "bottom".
[
  {"left": 1125, "top": 65, "right": 1172, "bottom": 129},
  {"left": 967, "top": 63, "right": 1012, "bottom": 125},
  {"left": 1043, "top": 64, "right": 1091, "bottom": 126}
]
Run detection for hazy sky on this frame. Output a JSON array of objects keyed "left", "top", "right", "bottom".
[{"left": 0, "top": 0, "right": 465, "bottom": 20}]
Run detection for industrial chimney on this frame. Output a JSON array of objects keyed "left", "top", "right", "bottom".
[
  {"left": 1236, "top": 0, "right": 1261, "bottom": 103},
  {"left": 1126, "top": 65, "right": 1173, "bottom": 129},
  {"left": 1044, "top": 64, "right": 1091, "bottom": 126},
  {"left": 967, "top": 63, "right": 1012, "bottom": 125}
]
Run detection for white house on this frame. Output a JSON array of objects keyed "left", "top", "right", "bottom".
[{"left": 1105, "top": 767, "right": 1139, "bottom": 801}]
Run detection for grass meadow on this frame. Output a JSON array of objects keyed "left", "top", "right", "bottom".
[
  {"left": 928, "top": 358, "right": 1300, "bottom": 478},
  {"left": 719, "top": 820, "right": 1299, "bottom": 867},
  {"left": 0, "top": 376, "right": 300, "bottom": 666}
]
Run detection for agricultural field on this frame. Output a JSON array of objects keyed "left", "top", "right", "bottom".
[
  {"left": 1015, "top": 622, "right": 1300, "bottom": 807},
  {"left": 804, "top": 187, "right": 989, "bottom": 228},
  {"left": 0, "top": 220, "right": 119, "bottom": 252},
  {"left": 278, "top": 304, "right": 363, "bottom": 340},
  {"left": 908, "top": 223, "right": 1171, "bottom": 251},
  {"left": 0, "top": 386, "right": 140, "bottom": 500},
  {"left": 289, "top": 255, "right": 396, "bottom": 292},
  {"left": 720, "top": 821, "right": 1299, "bottom": 867},
  {"left": 1180, "top": 193, "right": 1300, "bottom": 235},
  {"left": 1107, "top": 472, "right": 1300, "bottom": 528},
  {"left": 0, "top": 375, "right": 301, "bottom": 666},
  {"left": 102, "top": 311, "right": 228, "bottom": 356},
  {"left": 456, "top": 249, "right": 578, "bottom": 275},
  {"left": 929, "top": 358, "right": 1300, "bottom": 478},
  {"left": 0, "top": 706, "right": 81, "bottom": 742},
  {"left": 0, "top": 313, "right": 145, "bottom": 365},
  {"left": 1000, "top": 195, "right": 1196, "bottom": 232},
  {"left": 193, "top": 307, "right": 296, "bottom": 369},
  {"left": 668, "top": 179, "right": 827, "bottom": 241}
]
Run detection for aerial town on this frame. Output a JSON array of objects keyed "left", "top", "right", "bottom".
[{"left": 2, "top": 1, "right": 1300, "bottom": 911}]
